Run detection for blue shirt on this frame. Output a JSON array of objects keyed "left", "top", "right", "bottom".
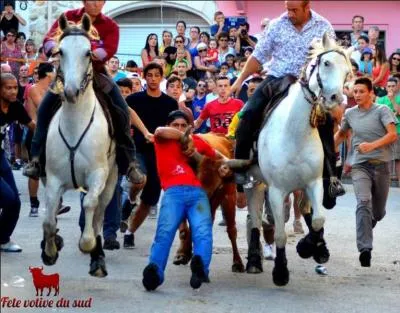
[
  {"left": 112, "top": 71, "right": 127, "bottom": 82},
  {"left": 253, "top": 10, "right": 335, "bottom": 78},
  {"left": 192, "top": 95, "right": 208, "bottom": 133},
  {"left": 210, "top": 24, "right": 229, "bottom": 37}
]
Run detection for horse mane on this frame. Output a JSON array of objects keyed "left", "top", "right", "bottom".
[
  {"left": 52, "top": 20, "right": 100, "bottom": 45},
  {"left": 299, "top": 38, "right": 351, "bottom": 82}
]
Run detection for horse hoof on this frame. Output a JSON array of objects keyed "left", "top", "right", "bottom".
[
  {"left": 55, "top": 235, "right": 64, "bottom": 251},
  {"left": 272, "top": 266, "right": 289, "bottom": 286},
  {"left": 296, "top": 236, "right": 314, "bottom": 259},
  {"left": 246, "top": 255, "right": 263, "bottom": 274},
  {"left": 246, "top": 264, "right": 263, "bottom": 274},
  {"left": 41, "top": 250, "right": 58, "bottom": 266},
  {"left": 89, "top": 257, "right": 108, "bottom": 278},
  {"left": 231, "top": 262, "right": 245, "bottom": 273},
  {"left": 173, "top": 254, "right": 191, "bottom": 265},
  {"left": 313, "top": 239, "right": 330, "bottom": 264}
]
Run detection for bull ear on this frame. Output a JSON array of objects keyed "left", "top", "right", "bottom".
[
  {"left": 81, "top": 13, "right": 91, "bottom": 33},
  {"left": 322, "top": 32, "right": 335, "bottom": 50},
  {"left": 59, "top": 13, "right": 68, "bottom": 31}
]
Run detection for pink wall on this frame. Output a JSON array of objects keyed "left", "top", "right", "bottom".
[{"left": 216, "top": 1, "right": 400, "bottom": 54}]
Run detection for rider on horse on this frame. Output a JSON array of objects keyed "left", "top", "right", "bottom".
[
  {"left": 23, "top": 0, "right": 145, "bottom": 186},
  {"left": 230, "top": 0, "right": 345, "bottom": 206}
]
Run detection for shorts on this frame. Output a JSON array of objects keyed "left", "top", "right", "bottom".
[
  {"left": 393, "top": 137, "right": 400, "bottom": 161},
  {"left": 10, "top": 123, "right": 23, "bottom": 144},
  {"left": 136, "top": 151, "right": 161, "bottom": 206}
]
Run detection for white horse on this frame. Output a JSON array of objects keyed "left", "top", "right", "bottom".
[
  {"left": 254, "top": 34, "right": 350, "bottom": 286},
  {"left": 41, "top": 13, "right": 117, "bottom": 278}
]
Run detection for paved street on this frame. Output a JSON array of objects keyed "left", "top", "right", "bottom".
[{"left": 1, "top": 170, "right": 400, "bottom": 313}]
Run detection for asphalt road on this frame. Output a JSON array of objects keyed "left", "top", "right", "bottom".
[{"left": 1, "top": 170, "right": 400, "bottom": 313}]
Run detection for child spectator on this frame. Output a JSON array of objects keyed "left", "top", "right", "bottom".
[
  {"left": 359, "top": 47, "right": 373, "bottom": 76},
  {"left": 205, "top": 39, "right": 218, "bottom": 65},
  {"left": 117, "top": 78, "right": 133, "bottom": 98},
  {"left": 174, "top": 48, "right": 190, "bottom": 69},
  {"left": 127, "top": 73, "right": 143, "bottom": 94},
  {"left": 219, "top": 62, "right": 233, "bottom": 79}
]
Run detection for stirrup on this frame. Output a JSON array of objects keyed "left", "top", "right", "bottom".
[
  {"left": 22, "top": 160, "right": 41, "bottom": 179},
  {"left": 127, "top": 163, "right": 145, "bottom": 185},
  {"left": 328, "top": 177, "right": 345, "bottom": 198}
]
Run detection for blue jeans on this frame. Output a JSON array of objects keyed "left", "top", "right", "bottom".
[
  {"left": 79, "top": 176, "right": 122, "bottom": 240},
  {"left": 148, "top": 186, "right": 213, "bottom": 283},
  {"left": 0, "top": 151, "right": 21, "bottom": 244}
]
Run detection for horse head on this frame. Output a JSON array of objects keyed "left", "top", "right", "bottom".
[
  {"left": 55, "top": 13, "right": 94, "bottom": 103},
  {"left": 301, "top": 32, "right": 351, "bottom": 111}
]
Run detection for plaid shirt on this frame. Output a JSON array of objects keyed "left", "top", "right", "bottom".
[{"left": 253, "top": 10, "right": 335, "bottom": 78}]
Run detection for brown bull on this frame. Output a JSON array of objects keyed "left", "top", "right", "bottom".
[{"left": 173, "top": 132, "right": 245, "bottom": 273}]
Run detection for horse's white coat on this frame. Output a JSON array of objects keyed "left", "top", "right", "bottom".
[
  {"left": 43, "top": 23, "right": 117, "bottom": 258},
  {"left": 257, "top": 36, "right": 350, "bottom": 248}
]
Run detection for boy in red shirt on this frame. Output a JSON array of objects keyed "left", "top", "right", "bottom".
[
  {"left": 194, "top": 76, "right": 243, "bottom": 134},
  {"left": 142, "top": 110, "right": 216, "bottom": 291}
]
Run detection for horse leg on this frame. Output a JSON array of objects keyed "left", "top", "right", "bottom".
[
  {"left": 269, "top": 186, "right": 289, "bottom": 286},
  {"left": 173, "top": 220, "right": 193, "bottom": 265},
  {"left": 222, "top": 183, "right": 245, "bottom": 273},
  {"left": 41, "top": 177, "right": 64, "bottom": 266},
  {"left": 80, "top": 169, "right": 108, "bottom": 253},
  {"left": 245, "top": 182, "right": 266, "bottom": 274},
  {"left": 89, "top": 167, "right": 118, "bottom": 277},
  {"left": 297, "top": 180, "right": 330, "bottom": 263}
]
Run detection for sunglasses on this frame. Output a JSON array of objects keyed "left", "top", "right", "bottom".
[
  {"left": 198, "top": 49, "right": 207, "bottom": 52},
  {"left": 393, "top": 57, "right": 400, "bottom": 61},
  {"left": 198, "top": 84, "right": 206, "bottom": 87},
  {"left": 175, "top": 40, "right": 183, "bottom": 43}
]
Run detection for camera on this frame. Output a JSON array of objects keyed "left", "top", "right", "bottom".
[{"left": 241, "top": 29, "right": 247, "bottom": 36}]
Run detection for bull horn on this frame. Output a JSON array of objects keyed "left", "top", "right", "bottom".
[{"left": 224, "top": 159, "right": 252, "bottom": 169}]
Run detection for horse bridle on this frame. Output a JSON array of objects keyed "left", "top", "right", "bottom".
[
  {"left": 300, "top": 49, "right": 347, "bottom": 105},
  {"left": 54, "top": 29, "right": 96, "bottom": 189},
  {"left": 52, "top": 29, "right": 94, "bottom": 95}
]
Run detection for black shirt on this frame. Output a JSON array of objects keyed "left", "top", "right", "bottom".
[
  {"left": 0, "top": 100, "right": 31, "bottom": 151},
  {"left": 0, "top": 15, "right": 19, "bottom": 35},
  {"left": 126, "top": 91, "right": 178, "bottom": 153}
]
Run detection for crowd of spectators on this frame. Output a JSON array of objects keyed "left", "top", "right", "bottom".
[{"left": 1, "top": 1, "right": 399, "bottom": 255}]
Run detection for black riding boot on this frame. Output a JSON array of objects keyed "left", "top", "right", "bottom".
[
  {"left": 234, "top": 76, "right": 278, "bottom": 184},
  {"left": 93, "top": 72, "right": 144, "bottom": 184},
  {"left": 317, "top": 113, "right": 345, "bottom": 209}
]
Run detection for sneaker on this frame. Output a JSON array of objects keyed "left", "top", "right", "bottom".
[
  {"left": 29, "top": 207, "right": 39, "bottom": 217},
  {"left": 293, "top": 219, "right": 304, "bottom": 234},
  {"left": 148, "top": 205, "right": 158, "bottom": 219},
  {"left": 142, "top": 263, "right": 161, "bottom": 291},
  {"left": 0, "top": 241, "right": 22, "bottom": 252},
  {"left": 120, "top": 219, "right": 129, "bottom": 233},
  {"left": 22, "top": 160, "right": 41, "bottom": 179},
  {"left": 190, "top": 255, "right": 209, "bottom": 289},
  {"left": 12, "top": 161, "right": 22, "bottom": 170},
  {"left": 263, "top": 243, "right": 275, "bottom": 260},
  {"left": 123, "top": 234, "right": 135, "bottom": 249},
  {"left": 359, "top": 250, "right": 371, "bottom": 267},
  {"left": 103, "top": 238, "right": 120, "bottom": 250},
  {"left": 57, "top": 205, "right": 71, "bottom": 215}
]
